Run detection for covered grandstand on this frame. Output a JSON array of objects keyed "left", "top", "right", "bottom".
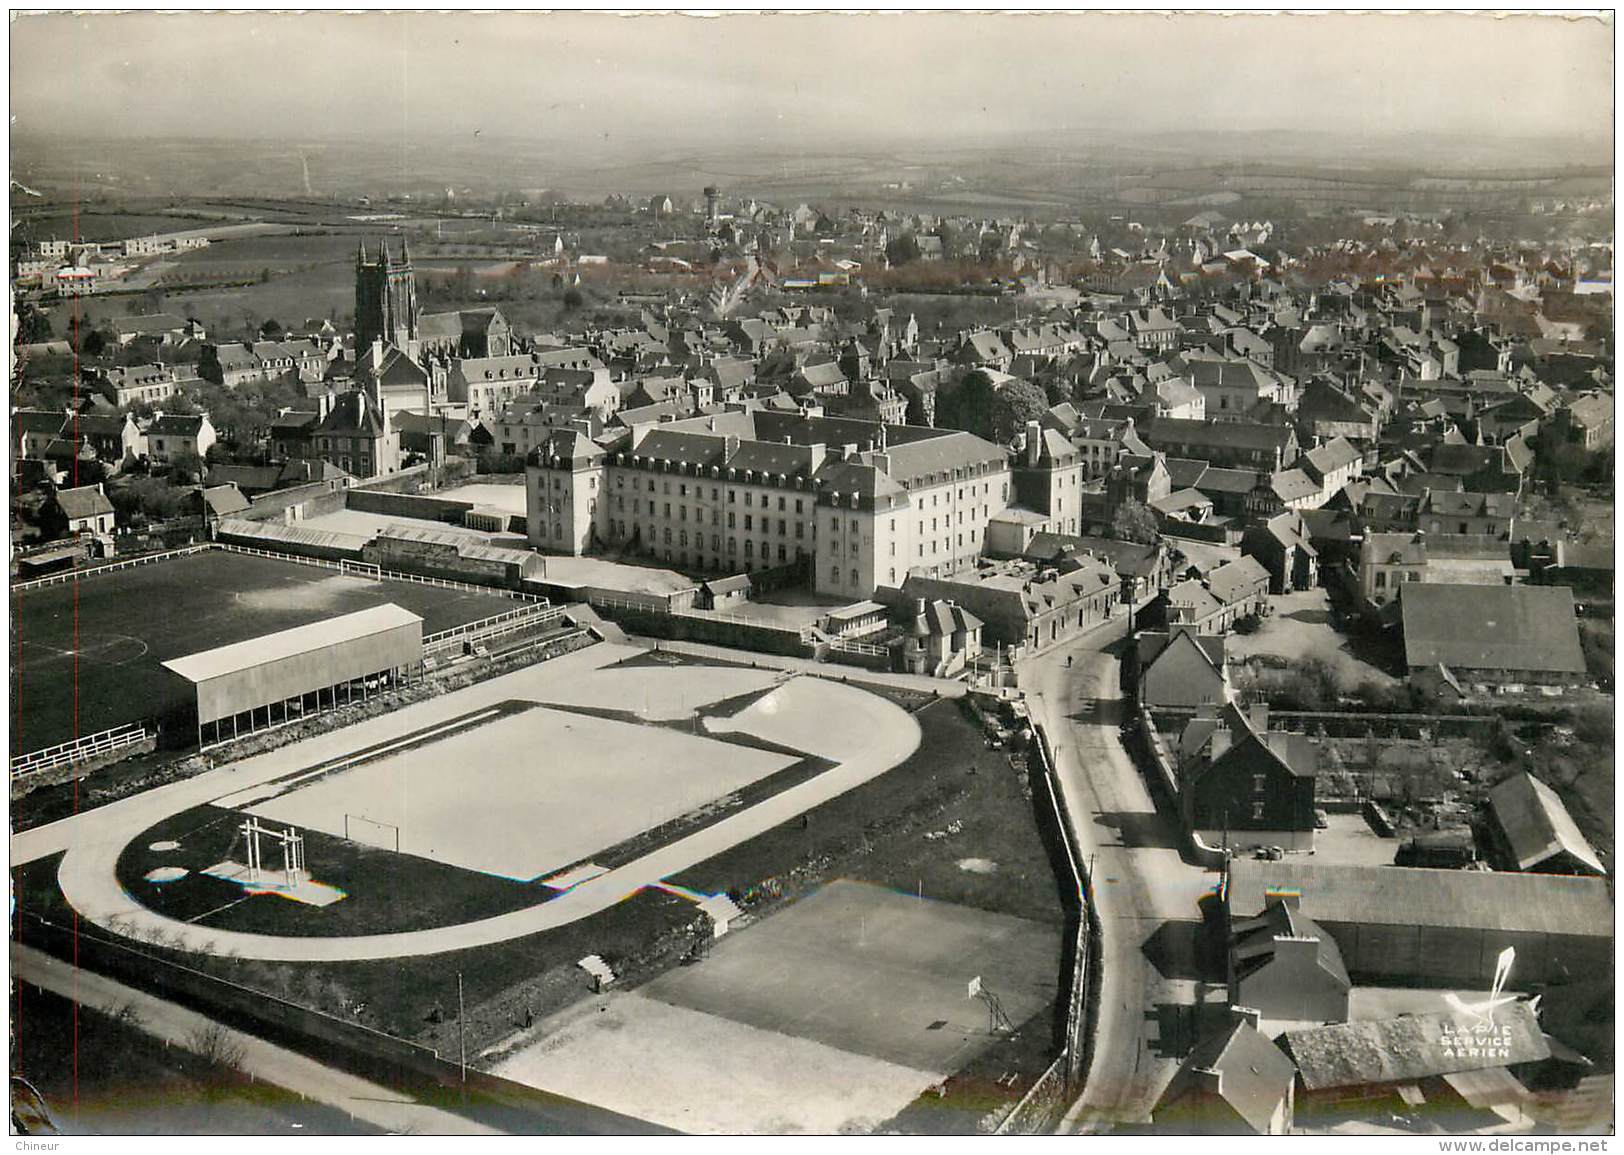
[{"left": 161, "top": 604, "right": 424, "bottom": 747}]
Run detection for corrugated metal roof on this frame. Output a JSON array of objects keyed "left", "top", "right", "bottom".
[{"left": 162, "top": 603, "right": 422, "bottom": 683}]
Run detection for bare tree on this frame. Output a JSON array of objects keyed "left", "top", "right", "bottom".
[{"left": 186, "top": 1021, "right": 248, "bottom": 1072}]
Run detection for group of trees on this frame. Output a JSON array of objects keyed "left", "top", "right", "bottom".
[{"left": 934, "top": 369, "right": 1049, "bottom": 444}]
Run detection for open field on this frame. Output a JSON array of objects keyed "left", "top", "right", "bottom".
[
  {"left": 10, "top": 549, "right": 518, "bottom": 753},
  {"left": 1226, "top": 587, "right": 1401, "bottom": 688},
  {"left": 491, "top": 880, "right": 1061, "bottom": 1134}
]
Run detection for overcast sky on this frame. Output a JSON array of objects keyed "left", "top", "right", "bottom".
[{"left": 10, "top": 11, "right": 1614, "bottom": 152}]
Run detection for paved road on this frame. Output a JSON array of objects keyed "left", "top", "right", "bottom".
[
  {"left": 32, "top": 669, "right": 922, "bottom": 961},
  {"left": 12, "top": 942, "right": 499, "bottom": 1136},
  {"left": 1018, "top": 620, "right": 1219, "bottom": 1131}
]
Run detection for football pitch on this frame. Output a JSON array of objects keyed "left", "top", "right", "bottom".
[{"left": 10, "top": 549, "right": 518, "bottom": 755}]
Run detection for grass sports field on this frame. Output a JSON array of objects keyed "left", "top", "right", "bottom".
[
  {"left": 10, "top": 549, "right": 518, "bottom": 754},
  {"left": 491, "top": 880, "right": 1062, "bottom": 1134}
]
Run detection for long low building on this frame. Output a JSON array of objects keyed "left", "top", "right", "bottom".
[
  {"left": 161, "top": 604, "right": 424, "bottom": 747},
  {"left": 1225, "top": 858, "right": 1613, "bottom": 988}
]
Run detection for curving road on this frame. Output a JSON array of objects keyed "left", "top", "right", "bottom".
[
  {"left": 35, "top": 670, "right": 921, "bottom": 962},
  {"left": 1018, "top": 619, "right": 1219, "bottom": 1131}
]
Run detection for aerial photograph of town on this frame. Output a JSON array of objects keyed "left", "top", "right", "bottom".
[{"left": 4, "top": 7, "right": 1615, "bottom": 1144}]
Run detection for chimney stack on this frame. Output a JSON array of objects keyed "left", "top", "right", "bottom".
[
  {"left": 1248, "top": 703, "right": 1270, "bottom": 732},
  {"left": 1026, "top": 419, "right": 1042, "bottom": 467}
]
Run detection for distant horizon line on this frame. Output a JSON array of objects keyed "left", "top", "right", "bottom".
[{"left": 13, "top": 126, "right": 1613, "bottom": 149}]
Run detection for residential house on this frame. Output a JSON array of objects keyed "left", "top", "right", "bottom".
[
  {"left": 1242, "top": 511, "right": 1320, "bottom": 594},
  {"left": 143, "top": 412, "right": 217, "bottom": 465},
  {"left": 1427, "top": 439, "right": 1531, "bottom": 495},
  {"left": 954, "top": 330, "right": 1014, "bottom": 372},
  {"left": 1181, "top": 703, "right": 1318, "bottom": 851},
  {"left": 41, "top": 483, "right": 116, "bottom": 540},
  {"left": 200, "top": 343, "right": 267, "bottom": 388},
  {"left": 299, "top": 390, "right": 399, "bottom": 480},
  {"left": 1228, "top": 897, "right": 1352, "bottom": 1025},
  {"left": 1415, "top": 490, "right": 1516, "bottom": 537},
  {"left": 449, "top": 354, "right": 545, "bottom": 420},
  {"left": 1553, "top": 392, "right": 1613, "bottom": 449},
  {"left": 1135, "top": 624, "right": 1230, "bottom": 710},
  {"left": 1140, "top": 417, "right": 1300, "bottom": 472},
  {"left": 73, "top": 412, "right": 143, "bottom": 469},
  {"left": 14, "top": 408, "right": 72, "bottom": 460},
  {"left": 895, "top": 556, "right": 1117, "bottom": 651},
  {"left": 99, "top": 363, "right": 179, "bottom": 409},
  {"left": 1153, "top": 1014, "right": 1297, "bottom": 1136},
  {"left": 898, "top": 597, "right": 985, "bottom": 678},
  {"left": 1358, "top": 532, "right": 1514, "bottom": 607}
]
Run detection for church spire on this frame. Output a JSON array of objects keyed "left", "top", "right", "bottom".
[{"left": 357, "top": 237, "right": 367, "bottom": 264}]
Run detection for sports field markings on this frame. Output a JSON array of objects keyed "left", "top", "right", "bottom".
[
  {"left": 54, "top": 670, "right": 925, "bottom": 961},
  {"left": 17, "top": 634, "right": 150, "bottom": 666},
  {"left": 212, "top": 705, "right": 507, "bottom": 809}
]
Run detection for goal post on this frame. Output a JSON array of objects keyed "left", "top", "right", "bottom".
[
  {"left": 343, "top": 560, "right": 384, "bottom": 581},
  {"left": 344, "top": 812, "right": 400, "bottom": 852}
]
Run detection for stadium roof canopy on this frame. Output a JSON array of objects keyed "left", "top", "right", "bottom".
[{"left": 162, "top": 604, "right": 423, "bottom": 685}]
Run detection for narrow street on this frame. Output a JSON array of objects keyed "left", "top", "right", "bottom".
[{"left": 1018, "top": 619, "right": 1220, "bottom": 1132}]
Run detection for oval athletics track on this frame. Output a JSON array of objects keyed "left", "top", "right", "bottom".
[{"left": 54, "top": 676, "right": 923, "bottom": 962}]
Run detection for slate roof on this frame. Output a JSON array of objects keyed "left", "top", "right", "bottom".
[
  {"left": 1157, "top": 1019, "right": 1295, "bottom": 1134},
  {"left": 54, "top": 483, "right": 113, "bottom": 520},
  {"left": 1230, "top": 898, "right": 1350, "bottom": 990},
  {"left": 1206, "top": 556, "right": 1271, "bottom": 605},
  {"left": 1400, "top": 583, "right": 1586, "bottom": 675},
  {"left": 1279, "top": 1001, "right": 1549, "bottom": 1092},
  {"left": 1487, "top": 772, "right": 1606, "bottom": 875},
  {"left": 198, "top": 484, "right": 250, "bottom": 518},
  {"left": 146, "top": 413, "right": 209, "bottom": 437},
  {"left": 1225, "top": 858, "right": 1612, "bottom": 938},
  {"left": 1145, "top": 417, "right": 1296, "bottom": 453},
  {"left": 1269, "top": 468, "right": 1321, "bottom": 503}
]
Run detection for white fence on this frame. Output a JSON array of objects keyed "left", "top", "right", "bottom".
[
  {"left": 214, "top": 543, "right": 348, "bottom": 572},
  {"left": 423, "top": 602, "right": 567, "bottom": 654},
  {"left": 12, "top": 722, "right": 152, "bottom": 779},
  {"left": 828, "top": 637, "right": 886, "bottom": 657},
  {"left": 11, "top": 544, "right": 213, "bottom": 592}
]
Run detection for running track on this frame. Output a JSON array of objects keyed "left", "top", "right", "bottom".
[{"left": 16, "top": 643, "right": 923, "bottom": 962}]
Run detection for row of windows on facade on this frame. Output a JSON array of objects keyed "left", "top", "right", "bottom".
[{"left": 548, "top": 469, "right": 1010, "bottom": 509}]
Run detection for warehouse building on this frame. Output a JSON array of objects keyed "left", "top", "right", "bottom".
[
  {"left": 161, "top": 604, "right": 423, "bottom": 747},
  {"left": 1225, "top": 859, "right": 1612, "bottom": 988}
]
